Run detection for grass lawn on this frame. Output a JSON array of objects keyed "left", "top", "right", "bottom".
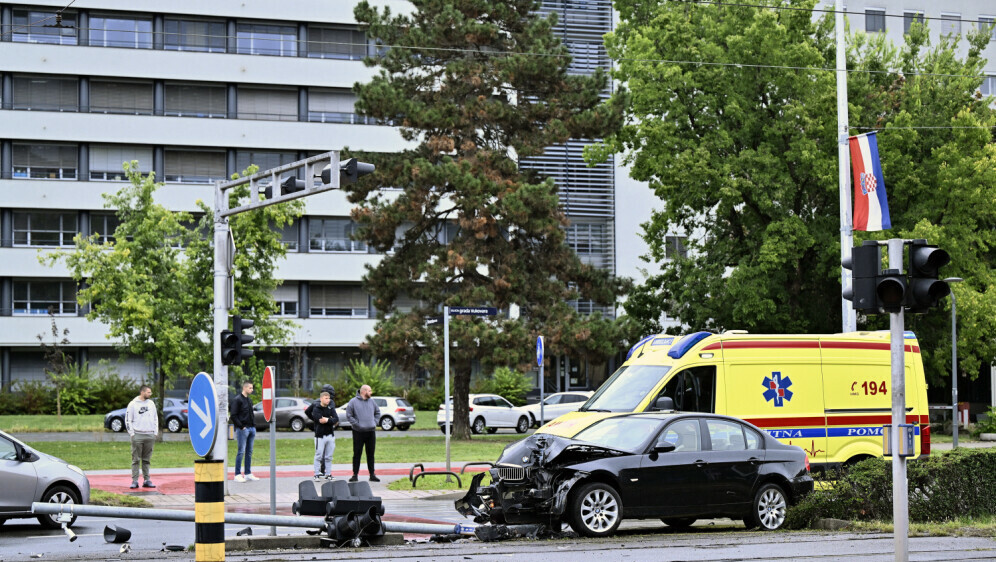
[
  {"left": 851, "top": 515, "right": 996, "bottom": 537},
  {"left": 89, "top": 489, "right": 153, "bottom": 508},
  {"left": 25, "top": 435, "right": 519, "bottom": 471},
  {"left": 387, "top": 472, "right": 492, "bottom": 491},
  {"left": 409, "top": 410, "right": 439, "bottom": 431},
  {"left": 0, "top": 415, "right": 106, "bottom": 433}
]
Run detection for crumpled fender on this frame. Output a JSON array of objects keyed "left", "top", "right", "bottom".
[
  {"left": 455, "top": 472, "right": 489, "bottom": 520},
  {"left": 551, "top": 471, "right": 588, "bottom": 516}
]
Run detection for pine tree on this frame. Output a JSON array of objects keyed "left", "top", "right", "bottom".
[{"left": 350, "top": 0, "right": 627, "bottom": 439}]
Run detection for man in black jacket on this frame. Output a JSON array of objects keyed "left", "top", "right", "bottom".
[
  {"left": 310, "top": 391, "right": 339, "bottom": 480},
  {"left": 304, "top": 384, "right": 336, "bottom": 475},
  {"left": 230, "top": 381, "right": 258, "bottom": 483}
]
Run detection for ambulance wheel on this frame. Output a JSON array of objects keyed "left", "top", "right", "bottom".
[{"left": 748, "top": 483, "right": 788, "bottom": 531}]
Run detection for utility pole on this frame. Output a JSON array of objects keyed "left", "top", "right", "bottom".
[{"left": 836, "top": 0, "right": 856, "bottom": 333}]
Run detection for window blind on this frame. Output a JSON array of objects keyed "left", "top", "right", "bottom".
[
  {"left": 12, "top": 75, "right": 78, "bottom": 111},
  {"left": 308, "top": 90, "right": 357, "bottom": 113},
  {"left": 311, "top": 285, "right": 368, "bottom": 309},
  {"left": 237, "top": 87, "right": 297, "bottom": 121},
  {"left": 164, "top": 83, "right": 227, "bottom": 117},
  {"left": 90, "top": 80, "right": 154, "bottom": 115},
  {"left": 164, "top": 150, "right": 226, "bottom": 183},
  {"left": 90, "top": 145, "right": 153, "bottom": 174},
  {"left": 273, "top": 283, "right": 298, "bottom": 301}
]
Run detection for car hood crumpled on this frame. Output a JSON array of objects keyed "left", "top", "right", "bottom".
[{"left": 496, "top": 434, "right": 628, "bottom": 470}]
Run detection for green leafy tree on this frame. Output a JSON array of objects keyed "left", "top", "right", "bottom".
[
  {"left": 472, "top": 366, "right": 532, "bottom": 406},
  {"left": 351, "top": 0, "right": 628, "bottom": 439},
  {"left": 344, "top": 359, "right": 397, "bottom": 397},
  {"left": 48, "top": 163, "right": 302, "bottom": 413},
  {"left": 592, "top": 1, "right": 996, "bottom": 384}
]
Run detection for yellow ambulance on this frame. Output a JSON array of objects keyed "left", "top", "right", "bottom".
[{"left": 539, "top": 331, "right": 931, "bottom": 468}]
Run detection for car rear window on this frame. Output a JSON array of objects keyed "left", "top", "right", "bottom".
[{"left": 397, "top": 399, "right": 411, "bottom": 407}]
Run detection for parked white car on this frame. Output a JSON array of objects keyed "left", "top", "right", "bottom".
[
  {"left": 335, "top": 396, "right": 416, "bottom": 431},
  {"left": 437, "top": 394, "right": 531, "bottom": 434},
  {"left": 521, "top": 391, "right": 594, "bottom": 427}
]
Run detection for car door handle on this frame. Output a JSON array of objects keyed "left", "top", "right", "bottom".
[
  {"left": 749, "top": 457, "right": 760, "bottom": 464},
  {"left": 694, "top": 459, "right": 707, "bottom": 467}
]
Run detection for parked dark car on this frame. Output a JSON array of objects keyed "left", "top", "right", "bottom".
[
  {"left": 253, "top": 397, "right": 315, "bottom": 432},
  {"left": 104, "top": 398, "right": 188, "bottom": 433},
  {"left": 456, "top": 412, "right": 813, "bottom": 537}
]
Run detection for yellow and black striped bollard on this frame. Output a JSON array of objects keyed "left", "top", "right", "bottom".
[{"left": 194, "top": 459, "right": 225, "bottom": 561}]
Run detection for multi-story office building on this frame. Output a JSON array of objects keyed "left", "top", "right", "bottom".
[{"left": 0, "top": 1, "right": 621, "bottom": 394}]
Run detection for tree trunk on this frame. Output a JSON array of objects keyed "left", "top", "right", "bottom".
[{"left": 452, "top": 360, "right": 472, "bottom": 440}]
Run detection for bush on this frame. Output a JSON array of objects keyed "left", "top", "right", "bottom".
[
  {"left": 90, "top": 372, "right": 143, "bottom": 412},
  {"left": 15, "top": 380, "right": 54, "bottom": 415},
  {"left": 404, "top": 385, "right": 444, "bottom": 411},
  {"left": 52, "top": 364, "right": 95, "bottom": 416},
  {"left": 344, "top": 359, "right": 398, "bottom": 397},
  {"left": 786, "top": 448, "right": 996, "bottom": 528},
  {"left": 976, "top": 406, "right": 996, "bottom": 434},
  {"left": 471, "top": 367, "right": 532, "bottom": 406}
]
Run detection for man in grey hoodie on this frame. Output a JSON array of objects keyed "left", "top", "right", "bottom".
[
  {"left": 345, "top": 385, "right": 380, "bottom": 482},
  {"left": 125, "top": 385, "right": 158, "bottom": 489}
]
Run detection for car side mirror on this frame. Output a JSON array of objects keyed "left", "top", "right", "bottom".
[
  {"left": 654, "top": 396, "right": 675, "bottom": 411},
  {"left": 654, "top": 441, "right": 677, "bottom": 453}
]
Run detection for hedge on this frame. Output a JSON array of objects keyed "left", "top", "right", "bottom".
[{"left": 786, "top": 447, "right": 996, "bottom": 528}]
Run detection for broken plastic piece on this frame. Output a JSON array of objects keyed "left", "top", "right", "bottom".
[{"left": 104, "top": 525, "right": 132, "bottom": 543}]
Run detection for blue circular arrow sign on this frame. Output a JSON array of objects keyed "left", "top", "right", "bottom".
[
  {"left": 188, "top": 372, "right": 219, "bottom": 458},
  {"left": 536, "top": 336, "right": 544, "bottom": 367}
]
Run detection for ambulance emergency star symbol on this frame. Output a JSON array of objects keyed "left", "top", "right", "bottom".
[{"left": 762, "top": 372, "right": 793, "bottom": 407}]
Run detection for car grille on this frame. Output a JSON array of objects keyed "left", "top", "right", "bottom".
[{"left": 494, "top": 465, "right": 526, "bottom": 482}]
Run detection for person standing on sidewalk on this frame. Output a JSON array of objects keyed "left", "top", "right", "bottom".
[
  {"left": 125, "top": 385, "right": 158, "bottom": 489},
  {"left": 230, "top": 381, "right": 259, "bottom": 483},
  {"left": 310, "top": 391, "right": 339, "bottom": 480},
  {"left": 345, "top": 385, "right": 380, "bottom": 482},
  {"left": 304, "top": 384, "right": 336, "bottom": 475}
]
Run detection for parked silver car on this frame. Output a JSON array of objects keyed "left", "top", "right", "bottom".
[
  {"left": 0, "top": 430, "right": 91, "bottom": 528},
  {"left": 336, "top": 396, "right": 416, "bottom": 431},
  {"left": 252, "top": 397, "right": 315, "bottom": 432}
]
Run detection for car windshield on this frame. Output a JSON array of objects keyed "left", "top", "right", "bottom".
[
  {"left": 581, "top": 365, "right": 672, "bottom": 412},
  {"left": 572, "top": 417, "right": 664, "bottom": 452}
]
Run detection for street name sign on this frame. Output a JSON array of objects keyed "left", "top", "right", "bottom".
[
  {"left": 188, "top": 372, "right": 219, "bottom": 458},
  {"left": 448, "top": 307, "right": 497, "bottom": 316}
]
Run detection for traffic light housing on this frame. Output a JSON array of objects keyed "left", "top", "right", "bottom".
[
  {"left": 906, "top": 239, "right": 951, "bottom": 313},
  {"left": 875, "top": 268, "right": 907, "bottom": 313},
  {"left": 220, "top": 315, "right": 254, "bottom": 366},
  {"left": 266, "top": 159, "right": 374, "bottom": 199},
  {"left": 842, "top": 242, "right": 880, "bottom": 314}
]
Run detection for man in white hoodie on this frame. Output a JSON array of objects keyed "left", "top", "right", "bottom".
[{"left": 126, "top": 385, "right": 158, "bottom": 489}]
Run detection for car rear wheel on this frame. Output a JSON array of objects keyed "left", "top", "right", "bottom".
[
  {"left": 661, "top": 517, "right": 696, "bottom": 529},
  {"left": 569, "top": 482, "right": 623, "bottom": 538},
  {"left": 472, "top": 417, "right": 486, "bottom": 435},
  {"left": 290, "top": 417, "right": 305, "bottom": 432},
  {"left": 515, "top": 416, "right": 529, "bottom": 433},
  {"left": 748, "top": 483, "right": 788, "bottom": 531},
  {"left": 109, "top": 417, "right": 124, "bottom": 432},
  {"left": 38, "top": 485, "right": 80, "bottom": 529},
  {"left": 380, "top": 416, "right": 396, "bottom": 431},
  {"left": 166, "top": 417, "right": 182, "bottom": 433}
]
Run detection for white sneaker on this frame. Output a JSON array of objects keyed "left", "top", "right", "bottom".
[
  {"left": 245, "top": 474, "right": 260, "bottom": 481},
  {"left": 234, "top": 474, "right": 246, "bottom": 483}
]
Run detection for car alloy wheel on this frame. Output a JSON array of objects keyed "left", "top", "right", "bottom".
[
  {"left": 167, "top": 418, "right": 182, "bottom": 433},
  {"left": 39, "top": 486, "right": 79, "bottom": 529},
  {"left": 380, "top": 416, "right": 395, "bottom": 431},
  {"left": 752, "top": 483, "right": 788, "bottom": 530},
  {"left": 570, "top": 483, "right": 622, "bottom": 537},
  {"left": 472, "top": 417, "right": 486, "bottom": 435},
  {"left": 109, "top": 417, "right": 124, "bottom": 432},
  {"left": 516, "top": 416, "right": 529, "bottom": 434},
  {"left": 290, "top": 417, "right": 305, "bottom": 432}
]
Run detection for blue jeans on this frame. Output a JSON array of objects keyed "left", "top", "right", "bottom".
[{"left": 235, "top": 426, "right": 255, "bottom": 476}]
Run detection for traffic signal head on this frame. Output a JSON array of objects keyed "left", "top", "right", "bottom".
[
  {"left": 906, "top": 239, "right": 951, "bottom": 313},
  {"left": 221, "top": 315, "right": 255, "bottom": 366},
  {"left": 263, "top": 175, "right": 307, "bottom": 200},
  {"left": 321, "top": 158, "right": 375, "bottom": 186},
  {"left": 876, "top": 268, "right": 907, "bottom": 312},
  {"left": 842, "top": 242, "right": 880, "bottom": 313}
]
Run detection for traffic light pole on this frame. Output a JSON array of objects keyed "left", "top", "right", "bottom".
[
  {"left": 888, "top": 238, "right": 909, "bottom": 562},
  {"left": 212, "top": 183, "right": 231, "bottom": 495},
  {"left": 835, "top": 0, "right": 856, "bottom": 334}
]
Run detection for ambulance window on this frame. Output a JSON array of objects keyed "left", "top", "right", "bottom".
[
  {"left": 653, "top": 366, "right": 716, "bottom": 413},
  {"left": 744, "top": 427, "right": 763, "bottom": 450},
  {"left": 581, "top": 365, "right": 672, "bottom": 413}
]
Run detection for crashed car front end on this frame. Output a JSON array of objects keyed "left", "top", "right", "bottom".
[{"left": 456, "top": 434, "right": 622, "bottom": 526}]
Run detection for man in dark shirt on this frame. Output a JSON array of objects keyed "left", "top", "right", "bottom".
[
  {"left": 304, "top": 384, "right": 335, "bottom": 475},
  {"left": 310, "top": 391, "right": 339, "bottom": 480},
  {"left": 229, "top": 381, "right": 258, "bottom": 483}
]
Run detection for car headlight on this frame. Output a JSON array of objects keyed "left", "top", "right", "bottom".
[{"left": 67, "top": 464, "right": 85, "bottom": 476}]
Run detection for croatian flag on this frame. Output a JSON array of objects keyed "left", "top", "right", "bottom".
[{"left": 849, "top": 132, "right": 891, "bottom": 231}]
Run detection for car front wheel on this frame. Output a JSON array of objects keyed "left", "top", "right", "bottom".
[
  {"left": 569, "top": 482, "right": 623, "bottom": 538},
  {"left": 472, "top": 417, "right": 486, "bottom": 435},
  {"left": 290, "top": 417, "right": 305, "bottom": 432},
  {"left": 748, "top": 483, "right": 788, "bottom": 531},
  {"left": 109, "top": 417, "right": 124, "bottom": 432},
  {"left": 167, "top": 417, "right": 182, "bottom": 433},
  {"left": 515, "top": 416, "right": 529, "bottom": 434},
  {"left": 38, "top": 485, "right": 80, "bottom": 529},
  {"left": 380, "top": 416, "right": 395, "bottom": 431}
]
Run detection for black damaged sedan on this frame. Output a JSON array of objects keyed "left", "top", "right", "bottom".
[{"left": 457, "top": 412, "right": 813, "bottom": 537}]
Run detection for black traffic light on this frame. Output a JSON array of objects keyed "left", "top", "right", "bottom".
[
  {"left": 906, "top": 239, "right": 951, "bottom": 313},
  {"left": 263, "top": 175, "right": 307, "bottom": 200},
  {"left": 876, "top": 268, "right": 907, "bottom": 313},
  {"left": 842, "top": 242, "right": 880, "bottom": 313},
  {"left": 220, "top": 315, "right": 254, "bottom": 366},
  {"left": 321, "top": 158, "right": 375, "bottom": 185}
]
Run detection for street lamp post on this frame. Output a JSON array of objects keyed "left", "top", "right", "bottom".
[{"left": 943, "top": 277, "right": 963, "bottom": 448}]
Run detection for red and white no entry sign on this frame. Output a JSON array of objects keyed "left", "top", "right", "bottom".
[{"left": 262, "top": 366, "right": 275, "bottom": 423}]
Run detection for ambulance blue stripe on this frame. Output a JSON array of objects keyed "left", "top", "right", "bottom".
[{"left": 764, "top": 426, "right": 920, "bottom": 439}]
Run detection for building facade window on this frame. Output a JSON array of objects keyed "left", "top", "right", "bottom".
[
  {"left": 864, "top": 9, "right": 886, "bottom": 33},
  {"left": 90, "top": 79, "right": 154, "bottom": 115},
  {"left": 13, "top": 280, "right": 78, "bottom": 316},
  {"left": 12, "top": 9, "right": 78, "bottom": 44},
  {"left": 665, "top": 235, "right": 688, "bottom": 260},
  {"left": 904, "top": 12, "right": 924, "bottom": 34},
  {"left": 278, "top": 222, "right": 299, "bottom": 252},
  {"left": 236, "top": 23, "right": 297, "bottom": 56},
  {"left": 13, "top": 211, "right": 78, "bottom": 247},
  {"left": 12, "top": 75, "right": 78, "bottom": 111},
  {"left": 566, "top": 221, "right": 610, "bottom": 268},
  {"left": 308, "top": 89, "right": 359, "bottom": 123},
  {"left": 12, "top": 143, "right": 77, "bottom": 180},
  {"left": 164, "top": 18, "right": 226, "bottom": 52},
  {"left": 236, "top": 87, "right": 298, "bottom": 121},
  {"left": 164, "top": 149, "right": 226, "bottom": 184},
  {"left": 981, "top": 75, "right": 996, "bottom": 97},
  {"left": 164, "top": 83, "right": 227, "bottom": 118},
  {"left": 981, "top": 17, "right": 996, "bottom": 41},
  {"left": 309, "top": 284, "right": 369, "bottom": 318},
  {"left": 273, "top": 283, "right": 298, "bottom": 317},
  {"left": 309, "top": 218, "right": 367, "bottom": 253},
  {"left": 89, "top": 145, "right": 153, "bottom": 180},
  {"left": 89, "top": 213, "right": 121, "bottom": 244},
  {"left": 307, "top": 26, "right": 367, "bottom": 60},
  {"left": 89, "top": 14, "right": 153, "bottom": 49},
  {"left": 941, "top": 14, "right": 962, "bottom": 37},
  {"left": 234, "top": 150, "right": 298, "bottom": 175}
]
